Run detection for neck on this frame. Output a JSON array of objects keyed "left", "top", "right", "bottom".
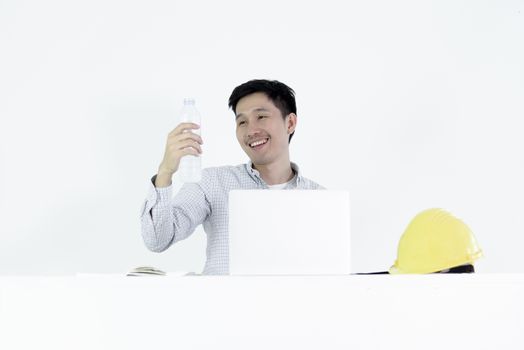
[{"left": 252, "top": 157, "right": 294, "bottom": 186}]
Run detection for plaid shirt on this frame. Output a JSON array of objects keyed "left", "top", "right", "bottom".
[{"left": 140, "top": 162, "right": 323, "bottom": 275}]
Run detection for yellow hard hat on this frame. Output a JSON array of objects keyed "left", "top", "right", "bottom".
[{"left": 389, "top": 208, "right": 483, "bottom": 274}]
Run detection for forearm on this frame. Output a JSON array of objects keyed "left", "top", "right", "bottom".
[
  {"left": 141, "top": 184, "right": 176, "bottom": 252},
  {"left": 140, "top": 176, "right": 210, "bottom": 252}
]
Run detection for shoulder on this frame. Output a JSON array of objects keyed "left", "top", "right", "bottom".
[
  {"left": 290, "top": 162, "right": 324, "bottom": 190},
  {"left": 297, "top": 176, "right": 325, "bottom": 190},
  {"left": 202, "top": 164, "right": 244, "bottom": 178},
  {"left": 199, "top": 164, "right": 247, "bottom": 188}
]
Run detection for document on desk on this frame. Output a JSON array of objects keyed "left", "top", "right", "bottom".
[
  {"left": 126, "top": 266, "right": 167, "bottom": 276},
  {"left": 75, "top": 267, "right": 190, "bottom": 277}
]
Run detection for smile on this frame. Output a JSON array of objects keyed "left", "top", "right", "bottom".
[{"left": 249, "top": 138, "right": 269, "bottom": 148}]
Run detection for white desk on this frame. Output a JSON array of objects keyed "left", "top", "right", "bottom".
[{"left": 1, "top": 274, "right": 523, "bottom": 350}]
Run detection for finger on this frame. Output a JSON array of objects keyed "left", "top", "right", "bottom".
[
  {"left": 170, "top": 123, "right": 200, "bottom": 136},
  {"left": 177, "top": 146, "right": 201, "bottom": 157},
  {"left": 171, "top": 139, "right": 203, "bottom": 154},
  {"left": 167, "top": 135, "right": 203, "bottom": 151},
  {"left": 172, "top": 131, "right": 203, "bottom": 145}
]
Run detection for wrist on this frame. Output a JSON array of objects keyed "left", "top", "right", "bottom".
[{"left": 155, "top": 168, "right": 174, "bottom": 187}]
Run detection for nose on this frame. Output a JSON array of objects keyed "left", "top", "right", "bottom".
[{"left": 246, "top": 125, "right": 261, "bottom": 138}]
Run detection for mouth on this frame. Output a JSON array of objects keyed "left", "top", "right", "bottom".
[{"left": 248, "top": 137, "right": 269, "bottom": 150}]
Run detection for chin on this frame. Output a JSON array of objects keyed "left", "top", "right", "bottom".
[{"left": 247, "top": 155, "right": 269, "bottom": 166}]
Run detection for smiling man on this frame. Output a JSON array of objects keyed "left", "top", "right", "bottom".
[{"left": 140, "top": 79, "right": 323, "bottom": 275}]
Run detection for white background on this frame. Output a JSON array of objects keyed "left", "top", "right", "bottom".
[{"left": 0, "top": 0, "right": 523, "bottom": 275}]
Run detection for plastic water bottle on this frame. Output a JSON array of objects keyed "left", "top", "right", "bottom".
[{"left": 177, "top": 98, "right": 202, "bottom": 183}]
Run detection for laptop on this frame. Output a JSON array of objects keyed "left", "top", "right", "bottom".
[{"left": 228, "top": 190, "right": 351, "bottom": 275}]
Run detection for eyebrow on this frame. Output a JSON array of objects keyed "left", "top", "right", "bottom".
[{"left": 235, "top": 107, "right": 271, "bottom": 119}]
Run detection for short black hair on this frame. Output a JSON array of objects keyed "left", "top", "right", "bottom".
[{"left": 228, "top": 79, "right": 297, "bottom": 142}]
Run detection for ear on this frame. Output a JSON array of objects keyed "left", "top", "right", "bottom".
[{"left": 286, "top": 113, "right": 297, "bottom": 134}]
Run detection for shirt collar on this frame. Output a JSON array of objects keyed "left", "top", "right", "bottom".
[{"left": 245, "top": 161, "right": 303, "bottom": 187}]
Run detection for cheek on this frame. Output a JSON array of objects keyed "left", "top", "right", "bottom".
[
  {"left": 273, "top": 123, "right": 288, "bottom": 140},
  {"left": 236, "top": 129, "right": 244, "bottom": 144}
]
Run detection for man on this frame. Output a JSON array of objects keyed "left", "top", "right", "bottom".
[{"left": 140, "top": 80, "right": 323, "bottom": 275}]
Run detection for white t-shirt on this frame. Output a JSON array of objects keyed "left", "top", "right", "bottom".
[{"left": 267, "top": 175, "right": 296, "bottom": 190}]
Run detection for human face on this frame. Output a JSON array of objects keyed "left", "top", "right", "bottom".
[{"left": 235, "top": 92, "right": 296, "bottom": 167}]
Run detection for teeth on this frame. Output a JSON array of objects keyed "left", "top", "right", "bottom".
[{"left": 249, "top": 138, "right": 268, "bottom": 148}]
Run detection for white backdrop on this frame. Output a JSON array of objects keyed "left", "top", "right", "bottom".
[{"left": 0, "top": 0, "right": 523, "bottom": 274}]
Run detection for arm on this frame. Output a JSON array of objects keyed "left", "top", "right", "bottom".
[
  {"left": 140, "top": 175, "right": 210, "bottom": 252},
  {"left": 140, "top": 122, "right": 206, "bottom": 252}
]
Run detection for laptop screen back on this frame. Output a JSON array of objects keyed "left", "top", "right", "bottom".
[{"left": 228, "top": 190, "right": 350, "bottom": 275}]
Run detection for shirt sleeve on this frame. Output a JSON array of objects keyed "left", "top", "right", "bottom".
[{"left": 140, "top": 175, "right": 211, "bottom": 252}]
